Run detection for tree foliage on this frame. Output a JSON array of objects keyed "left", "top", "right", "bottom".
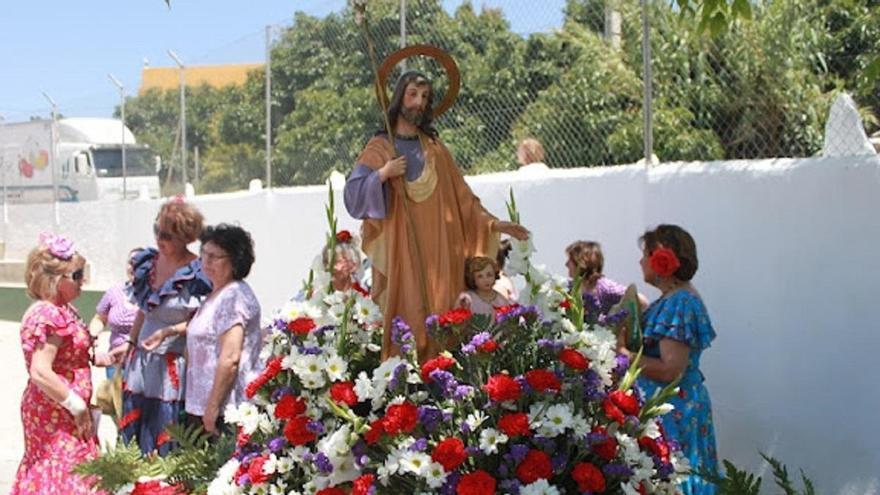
[{"left": 128, "top": 0, "right": 877, "bottom": 192}]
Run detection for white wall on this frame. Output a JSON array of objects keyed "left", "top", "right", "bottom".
[{"left": 2, "top": 155, "right": 878, "bottom": 493}]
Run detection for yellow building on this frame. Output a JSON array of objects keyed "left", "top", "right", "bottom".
[{"left": 140, "top": 63, "right": 264, "bottom": 94}]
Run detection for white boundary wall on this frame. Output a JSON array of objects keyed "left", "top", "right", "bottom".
[{"left": 2, "top": 155, "right": 879, "bottom": 493}]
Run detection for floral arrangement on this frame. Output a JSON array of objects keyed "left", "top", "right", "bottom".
[{"left": 207, "top": 192, "right": 688, "bottom": 495}]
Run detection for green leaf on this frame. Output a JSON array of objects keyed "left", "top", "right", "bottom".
[{"left": 732, "top": 0, "right": 752, "bottom": 20}]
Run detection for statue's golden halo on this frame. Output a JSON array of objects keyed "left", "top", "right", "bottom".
[{"left": 377, "top": 44, "right": 460, "bottom": 119}]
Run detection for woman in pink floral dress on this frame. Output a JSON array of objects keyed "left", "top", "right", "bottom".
[{"left": 11, "top": 233, "right": 108, "bottom": 495}]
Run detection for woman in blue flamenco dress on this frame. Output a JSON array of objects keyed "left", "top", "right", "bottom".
[
  {"left": 110, "top": 199, "right": 211, "bottom": 455},
  {"left": 621, "top": 224, "right": 718, "bottom": 494}
]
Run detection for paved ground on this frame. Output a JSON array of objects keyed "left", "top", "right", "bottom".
[{"left": 0, "top": 319, "right": 117, "bottom": 493}]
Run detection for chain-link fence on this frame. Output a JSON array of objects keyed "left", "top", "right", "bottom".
[{"left": 149, "top": 0, "right": 879, "bottom": 192}]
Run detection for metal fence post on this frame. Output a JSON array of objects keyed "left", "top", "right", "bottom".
[{"left": 640, "top": 0, "right": 654, "bottom": 166}]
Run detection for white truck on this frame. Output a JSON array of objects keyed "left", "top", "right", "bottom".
[{"left": 0, "top": 118, "right": 161, "bottom": 202}]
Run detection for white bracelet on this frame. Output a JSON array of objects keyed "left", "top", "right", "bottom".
[{"left": 59, "top": 390, "right": 87, "bottom": 416}]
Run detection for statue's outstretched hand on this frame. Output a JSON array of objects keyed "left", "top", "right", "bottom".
[{"left": 494, "top": 220, "right": 530, "bottom": 241}]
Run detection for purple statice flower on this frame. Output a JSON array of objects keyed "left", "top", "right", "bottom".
[
  {"left": 602, "top": 463, "right": 634, "bottom": 477},
  {"left": 391, "top": 317, "right": 414, "bottom": 353},
  {"left": 355, "top": 454, "right": 370, "bottom": 468},
  {"left": 532, "top": 436, "right": 555, "bottom": 452},
  {"left": 498, "top": 464, "right": 510, "bottom": 477},
  {"left": 655, "top": 461, "right": 675, "bottom": 478},
  {"left": 425, "top": 314, "right": 440, "bottom": 332},
  {"left": 418, "top": 407, "right": 443, "bottom": 433},
  {"left": 301, "top": 451, "right": 314, "bottom": 463},
  {"left": 537, "top": 338, "right": 564, "bottom": 353},
  {"left": 509, "top": 443, "right": 529, "bottom": 463},
  {"left": 409, "top": 438, "right": 429, "bottom": 452},
  {"left": 429, "top": 369, "right": 459, "bottom": 398},
  {"left": 273, "top": 318, "right": 287, "bottom": 332},
  {"left": 613, "top": 352, "right": 631, "bottom": 376},
  {"left": 465, "top": 445, "right": 481, "bottom": 457},
  {"left": 582, "top": 369, "right": 604, "bottom": 401},
  {"left": 440, "top": 471, "right": 461, "bottom": 495},
  {"left": 453, "top": 385, "right": 474, "bottom": 401},
  {"left": 599, "top": 308, "right": 629, "bottom": 327},
  {"left": 551, "top": 452, "right": 567, "bottom": 472},
  {"left": 240, "top": 452, "right": 261, "bottom": 466},
  {"left": 236, "top": 473, "right": 251, "bottom": 486},
  {"left": 297, "top": 344, "right": 323, "bottom": 356},
  {"left": 268, "top": 436, "right": 286, "bottom": 453},
  {"left": 499, "top": 478, "right": 522, "bottom": 494},
  {"left": 306, "top": 420, "right": 324, "bottom": 435},
  {"left": 270, "top": 386, "right": 293, "bottom": 401},
  {"left": 460, "top": 331, "right": 492, "bottom": 354},
  {"left": 314, "top": 324, "right": 334, "bottom": 339},
  {"left": 314, "top": 452, "right": 334, "bottom": 474},
  {"left": 388, "top": 361, "right": 408, "bottom": 390}
]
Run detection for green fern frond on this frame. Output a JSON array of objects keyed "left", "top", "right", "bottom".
[{"left": 74, "top": 437, "right": 146, "bottom": 492}]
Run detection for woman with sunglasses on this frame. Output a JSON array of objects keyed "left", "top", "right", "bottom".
[
  {"left": 110, "top": 198, "right": 211, "bottom": 455},
  {"left": 13, "top": 233, "right": 111, "bottom": 494}
]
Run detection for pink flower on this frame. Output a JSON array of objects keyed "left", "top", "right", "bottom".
[{"left": 38, "top": 232, "right": 75, "bottom": 260}]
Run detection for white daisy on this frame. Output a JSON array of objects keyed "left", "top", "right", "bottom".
[{"left": 478, "top": 427, "right": 509, "bottom": 454}]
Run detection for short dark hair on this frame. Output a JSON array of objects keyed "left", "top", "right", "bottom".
[
  {"left": 496, "top": 239, "right": 512, "bottom": 270},
  {"left": 386, "top": 70, "right": 439, "bottom": 138},
  {"left": 565, "top": 240, "right": 604, "bottom": 285},
  {"left": 199, "top": 223, "right": 255, "bottom": 280},
  {"left": 640, "top": 224, "right": 698, "bottom": 281}
]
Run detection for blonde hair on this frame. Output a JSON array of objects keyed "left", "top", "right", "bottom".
[
  {"left": 517, "top": 138, "right": 545, "bottom": 165},
  {"left": 25, "top": 247, "right": 86, "bottom": 301},
  {"left": 156, "top": 200, "right": 204, "bottom": 243},
  {"left": 565, "top": 240, "right": 604, "bottom": 286}
]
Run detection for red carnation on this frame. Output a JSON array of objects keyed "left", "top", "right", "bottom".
[
  {"left": 352, "top": 474, "right": 376, "bottom": 495},
  {"left": 478, "top": 339, "right": 499, "bottom": 353},
  {"left": 609, "top": 389, "right": 640, "bottom": 416},
  {"left": 525, "top": 369, "right": 561, "bottom": 393},
  {"left": 316, "top": 488, "right": 346, "bottom": 495},
  {"left": 559, "top": 348, "right": 589, "bottom": 370},
  {"left": 639, "top": 436, "right": 670, "bottom": 462},
  {"left": 382, "top": 401, "right": 419, "bottom": 435},
  {"left": 236, "top": 427, "right": 251, "bottom": 447},
  {"left": 559, "top": 298, "right": 572, "bottom": 310},
  {"left": 431, "top": 437, "right": 468, "bottom": 471},
  {"left": 130, "top": 480, "right": 186, "bottom": 495},
  {"left": 498, "top": 412, "right": 531, "bottom": 437},
  {"left": 494, "top": 303, "right": 520, "bottom": 319},
  {"left": 591, "top": 427, "right": 618, "bottom": 461},
  {"left": 330, "top": 381, "right": 359, "bottom": 407},
  {"left": 283, "top": 416, "right": 317, "bottom": 446},
  {"left": 364, "top": 418, "right": 385, "bottom": 445},
  {"left": 603, "top": 398, "right": 626, "bottom": 425},
  {"left": 421, "top": 355, "right": 457, "bottom": 383},
  {"left": 336, "top": 230, "right": 353, "bottom": 244},
  {"left": 247, "top": 455, "right": 271, "bottom": 485},
  {"left": 274, "top": 394, "right": 307, "bottom": 420},
  {"left": 288, "top": 317, "right": 317, "bottom": 335},
  {"left": 649, "top": 246, "right": 681, "bottom": 277},
  {"left": 265, "top": 356, "right": 284, "bottom": 377},
  {"left": 245, "top": 375, "right": 267, "bottom": 398},
  {"left": 439, "top": 307, "right": 473, "bottom": 326},
  {"left": 457, "top": 470, "right": 497, "bottom": 495},
  {"left": 483, "top": 374, "right": 522, "bottom": 402},
  {"left": 572, "top": 462, "right": 606, "bottom": 493},
  {"left": 516, "top": 449, "right": 553, "bottom": 484}
]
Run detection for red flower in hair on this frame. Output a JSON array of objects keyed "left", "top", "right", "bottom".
[
  {"left": 649, "top": 246, "right": 681, "bottom": 277},
  {"left": 336, "top": 230, "right": 353, "bottom": 244},
  {"left": 457, "top": 470, "right": 496, "bottom": 495},
  {"left": 516, "top": 449, "right": 553, "bottom": 484}
]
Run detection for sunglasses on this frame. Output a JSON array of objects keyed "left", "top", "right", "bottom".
[
  {"left": 153, "top": 224, "right": 175, "bottom": 241},
  {"left": 64, "top": 269, "right": 84, "bottom": 282}
]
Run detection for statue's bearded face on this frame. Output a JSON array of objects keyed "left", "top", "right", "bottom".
[{"left": 400, "top": 81, "right": 431, "bottom": 126}]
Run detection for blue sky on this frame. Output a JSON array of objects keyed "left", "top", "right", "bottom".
[{"left": 0, "top": 1, "right": 565, "bottom": 123}]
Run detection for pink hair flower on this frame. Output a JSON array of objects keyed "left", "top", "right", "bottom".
[{"left": 38, "top": 232, "right": 75, "bottom": 260}]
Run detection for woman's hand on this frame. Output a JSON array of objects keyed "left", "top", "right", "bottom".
[
  {"left": 202, "top": 405, "right": 219, "bottom": 435},
  {"left": 494, "top": 220, "right": 530, "bottom": 241},
  {"left": 379, "top": 156, "right": 407, "bottom": 183},
  {"left": 141, "top": 328, "right": 169, "bottom": 352},
  {"left": 73, "top": 408, "right": 93, "bottom": 440},
  {"left": 107, "top": 341, "right": 132, "bottom": 363},
  {"left": 93, "top": 351, "right": 113, "bottom": 367}
]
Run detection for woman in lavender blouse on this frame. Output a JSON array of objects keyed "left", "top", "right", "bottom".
[
  {"left": 185, "top": 224, "right": 262, "bottom": 434},
  {"left": 565, "top": 240, "right": 647, "bottom": 320},
  {"left": 90, "top": 249, "right": 140, "bottom": 378}
]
